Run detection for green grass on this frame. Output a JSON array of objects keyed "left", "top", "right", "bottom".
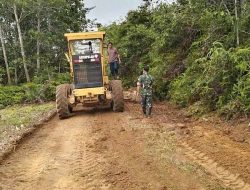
[{"left": 0, "top": 103, "right": 55, "bottom": 128}]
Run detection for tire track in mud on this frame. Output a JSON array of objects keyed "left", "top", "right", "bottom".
[
  {"left": 182, "top": 143, "right": 250, "bottom": 190},
  {"left": 1, "top": 103, "right": 249, "bottom": 190},
  {"left": 125, "top": 102, "right": 172, "bottom": 123},
  {"left": 125, "top": 103, "right": 140, "bottom": 114},
  {"left": 126, "top": 102, "right": 250, "bottom": 190},
  {"left": 0, "top": 114, "right": 111, "bottom": 190},
  {"left": 76, "top": 139, "right": 110, "bottom": 190}
]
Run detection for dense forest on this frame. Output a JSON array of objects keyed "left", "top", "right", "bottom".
[
  {"left": 0, "top": 0, "right": 87, "bottom": 107},
  {"left": 105, "top": 0, "right": 250, "bottom": 118},
  {"left": 0, "top": 0, "right": 249, "bottom": 118}
]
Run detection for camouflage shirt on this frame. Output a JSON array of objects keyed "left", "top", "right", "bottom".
[{"left": 138, "top": 73, "right": 154, "bottom": 96}]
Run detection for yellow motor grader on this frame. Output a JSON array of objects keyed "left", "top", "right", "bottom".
[{"left": 56, "top": 32, "right": 124, "bottom": 119}]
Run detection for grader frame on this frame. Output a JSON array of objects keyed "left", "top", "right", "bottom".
[{"left": 56, "top": 32, "right": 124, "bottom": 119}]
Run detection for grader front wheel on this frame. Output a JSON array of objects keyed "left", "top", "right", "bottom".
[
  {"left": 56, "top": 84, "right": 72, "bottom": 119},
  {"left": 111, "top": 80, "right": 124, "bottom": 112}
]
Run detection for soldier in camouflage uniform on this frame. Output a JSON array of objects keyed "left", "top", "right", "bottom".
[{"left": 137, "top": 66, "right": 154, "bottom": 118}]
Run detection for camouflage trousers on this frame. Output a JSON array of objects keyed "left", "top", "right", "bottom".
[{"left": 141, "top": 95, "right": 152, "bottom": 116}]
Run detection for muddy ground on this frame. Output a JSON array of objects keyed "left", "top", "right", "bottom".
[{"left": 0, "top": 102, "right": 249, "bottom": 190}]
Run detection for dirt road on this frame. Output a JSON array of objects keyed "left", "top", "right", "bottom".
[{"left": 0, "top": 103, "right": 249, "bottom": 190}]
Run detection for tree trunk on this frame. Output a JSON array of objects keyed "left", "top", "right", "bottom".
[
  {"left": 37, "top": 12, "right": 41, "bottom": 72},
  {"left": 58, "top": 61, "right": 61, "bottom": 73},
  {"left": 13, "top": 3, "right": 30, "bottom": 82},
  {"left": 0, "top": 24, "right": 11, "bottom": 85},
  {"left": 47, "top": 62, "right": 51, "bottom": 81},
  {"left": 239, "top": 0, "right": 246, "bottom": 14},
  {"left": 222, "top": 0, "right": 231, "bottom": 15},
  {"left": 235, "top": 0, "right": 240, "bottom": 46},
  {"left": 14, "top": 67, "right": 18, "bottom": 84},
  {"left": 47, "top": 16, "right": 52, "bottom": 32}
]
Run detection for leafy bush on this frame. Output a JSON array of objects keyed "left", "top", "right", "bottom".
[
  {"left": 219, "top": 48, "right": 250, "bottom": 118},
  {"left": 170, "top": 44, "right": 250, "bottom": 116},
  {"left": 105, "top": 0, "right": 250, "bottom": 118},
  {"left": 0, "top": 73, "right": 71, "bottom": 109},
  {"left": 0, "top": 86, "right": 24, "bottom": 108},
  {"left": 22, "top": 83, "right": 45, "bottom": 102}
]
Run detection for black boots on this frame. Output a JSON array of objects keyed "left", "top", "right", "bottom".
[
  {"left": 146, "top": 107, "right": 152, "bottom": 117},
  {"left": 142, "top": 107, "right": 152, "bottom": 117}
]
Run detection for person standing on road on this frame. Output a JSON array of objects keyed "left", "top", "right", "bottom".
[
  {"left": 137, "top": 65, "right": 154, "bottom": 118},
  {"left": 107, "top": 42, "right": 121, "bottom": 79}
]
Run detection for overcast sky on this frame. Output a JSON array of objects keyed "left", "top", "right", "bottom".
[{"left": 85, "top": 0, "right": 174, "bottom": 25}]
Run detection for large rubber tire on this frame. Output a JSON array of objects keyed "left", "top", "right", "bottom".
[
  {"left": 68, "top": 84, "right": 74, "bottom": 113},
  {"left": 56, "top": 84, "right": 71, "bottom": 119},
  {"left": 111, "top": 80, "right": 124, "bottom": 112}
]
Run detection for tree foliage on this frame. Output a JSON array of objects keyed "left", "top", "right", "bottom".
[
  {"left": 104, "top": 0, "right": 250, "bottom": 117},
  {"left": 0, "top": 0, "right": 87, "bottom": 84}
]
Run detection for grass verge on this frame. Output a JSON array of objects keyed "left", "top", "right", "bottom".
[
  {"left": 0, "top": 102, "right": 56, "bottom": 161},
  {"left": 0, "top": 103, "right": 55, "bottom": 128}
]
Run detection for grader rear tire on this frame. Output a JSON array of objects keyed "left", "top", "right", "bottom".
[
  {"left": 68, "top": 84, "right": 74, "bottom": 113},
  {"left": 56, "top": 84, "right": 72, "bottom": 119},
  {"left": 111, "top": 80, "right": 124, "bottom": 112}
]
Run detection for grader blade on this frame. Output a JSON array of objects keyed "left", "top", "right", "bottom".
[{"left": 123, "top": 89, "right": 140, "bottom": 102}]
